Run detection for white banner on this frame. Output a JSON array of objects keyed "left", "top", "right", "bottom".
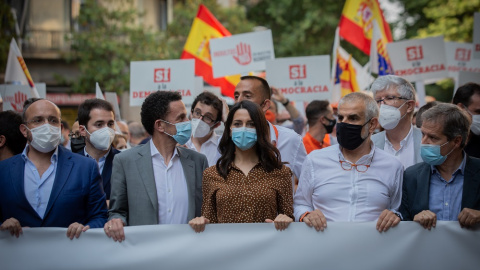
[
  {"left": 474, "top": 12, "right": 480, "bottom": 59},
  {"left": 210, "top": 30, "right": 274, "bottom": 78},
  {"left": 130, "top": 59, "right": 195, "bottom": 106},
  {"left": 387, "top": 36, "right": 448, "bottom": 82},
  {"left": 0, "top": 83, "right": 46, "bottom": 113},
  {"left": 266, "top": 55, "right": 332, "bottom": 102},
  {"left": 445, "top": 42, "right": 480, "bottom": 80},
  {"left": 1, "top": 222, "right": 479, "bottom": 270}
]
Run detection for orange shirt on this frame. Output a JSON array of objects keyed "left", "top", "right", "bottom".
[{"left": 303, "top": 132, "right": 330, "bottom": 154}]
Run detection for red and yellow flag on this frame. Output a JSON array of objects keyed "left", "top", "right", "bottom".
[
  {"left": 338, "top": 0, "right": 393, "bottom": 55},
  {"left": 181, "top": 5, "right": 240, "bottom": 97},
  {"left": 335, "top": 51, "right": 360, "bottom": 97}
]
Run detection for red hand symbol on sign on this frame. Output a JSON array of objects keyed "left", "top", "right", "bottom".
[
  {"left": 11, "top": 92, "right": 27, "bottom": 112},
  {"left": 233, "top": 43, "right": 252, "bottom": 65}
]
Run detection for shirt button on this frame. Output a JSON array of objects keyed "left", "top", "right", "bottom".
[
  {"left": 168, "top": 189, "right": 171, "bottom": 192},
  {"left": 168, "top": 209, "right": 171, "bottom": 213},
  {"left": 445, "top": 202, "right": 449, "bottom": 206}
]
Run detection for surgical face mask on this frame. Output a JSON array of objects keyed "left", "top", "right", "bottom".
[
  {"left": 232, "top": 127, "right": 257, "bottom": 151},
  {"left": 323, "top": 117, "right": 336, "bottom": 134},
  {"left": 191, "top": 118, "right": 212, "bottom": 138},
  {"left": 420, "top": 141, "right": 454, "bottom": 166},
  {"left": 84, "top": 126, "right": 115, "bottom": 151},
  {"left": 70, "top": 136, "right": 86, "bottom": 153},
  {"left": 336, "top": 120, "right": 371, "bottom": 150},
  {"left": 160, "top": 120, "right": 192, "bottom": 145},
  {"left": 378, "top": 102, "right": 408, "bottom": 130},
  {"left": 26, "top": 124, "right": 61, "bottom": 153},
  {"left": 467, "top": 110, "right": 480, "bottom": 136}
]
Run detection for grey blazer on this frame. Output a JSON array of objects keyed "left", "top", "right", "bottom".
[
  {"left": 108, "top": 143, "right": 209, "bottom": 226},
  {"left": 371, "top": 127, "right": 423, "bottom": 166}
]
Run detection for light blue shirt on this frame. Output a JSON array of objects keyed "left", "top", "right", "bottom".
[
  {"left": 84, "top": 147, "right": 110, "bottom": 174},
  {"left": 22, "top": 145, "right": 59, "bottom": 219},
  {"left": 429, "top": 154, "right": 466, "bottom": 221}
]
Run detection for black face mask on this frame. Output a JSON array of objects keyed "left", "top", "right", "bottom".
[
  {"left": 323, "top": 117, "right": 337, "bottom": 134},
  {"left": 70, "top": 136, "right": 86, "bottom": 153},
  {"left": 336, "top": 119, "right": 371, "bottom": 150}
]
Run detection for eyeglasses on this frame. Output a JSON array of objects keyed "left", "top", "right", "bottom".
[
  {"left": 69, "top": 131, "right": 81, "bottom": 138},
  {"left": 375, "top": 96, "right": 409, "bottom": 106},
  {"left": 25, "top": 116, "right": 61, "bottom": 127},
  {"left": 338, "top": 151, "right": 374, "bottom": 173},
  {"left": 192, "top": 109, "right": 216, "bottom": 124}
]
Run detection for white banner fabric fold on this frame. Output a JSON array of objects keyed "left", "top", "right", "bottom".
[{"left": 1, "top": 222, "right": 479, "bottom": 270}]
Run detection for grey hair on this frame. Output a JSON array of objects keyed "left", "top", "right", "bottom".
[
  {"left": 339, "top": 92, "right": 379, "bottom": 121},
  {"left": 370, "top": 75, "right": 416, "bottom": 101},
  {"left": 421, "top": 103, "right": 471, "bottom": 147}
]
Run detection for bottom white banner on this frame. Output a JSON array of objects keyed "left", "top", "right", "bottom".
[{"left": 1, "top": 222, "right": 479, "bottom": 270}]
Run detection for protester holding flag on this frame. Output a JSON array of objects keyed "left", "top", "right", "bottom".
[{"left": 189, "top": 100, "right": 293, "bottom": 233}]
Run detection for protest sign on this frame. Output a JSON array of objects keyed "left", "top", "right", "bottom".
[
  {"left": 454, "top": 71, "right": 480, "bottom": 94},
  {"left": 130, "top": 59, "right": 195, "bottom": 106},
  {"left": 266, "top": 55, "right": 332, "bottom": 102},
  {"left": 387, "top": 36, "right": 448, "bottom": 82},
  {"left": 0, "top": 83, "right": 46, "bottom": 113},
  {"left": 445, "top": 42, "right": 480, "bottom": 81},
  {"left": 210, "top": 30, "right": 274, "bottom": 78}
]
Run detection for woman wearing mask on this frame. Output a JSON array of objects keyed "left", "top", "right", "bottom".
[{"left": 189, "top": 100, "right": 294, "bottom": 232}]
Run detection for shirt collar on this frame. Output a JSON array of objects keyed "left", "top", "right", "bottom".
[
  {"left": 83, "top": 147, "right": 111, "bottom": 161},
  {"left": 338, "top": 142, "right": 376, "bottom": 165},
  {"left": 431, "top": 151, "right": 467, "bottom": 176},
  {"left": 21, "top": 144, "right": 59, "bottom": 164},
  {"left": 150, "top": 139, "right": 179, "bottom": 160},
  {"left": 185, "top": 132, "right": 219, "bottom": 148},
  {"left": 386, "top": 125, "right": 413, "bottom": 148}
]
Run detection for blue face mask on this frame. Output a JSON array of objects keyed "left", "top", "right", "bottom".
[
  {"left": 160, "top": 119, "right": 192, "bottom": 145},
  {"left": 420, "top": 141, "right": 453, "bottom": 166},
  {"left": 232, "top": 127, "right": 257, "bottom": 151}
]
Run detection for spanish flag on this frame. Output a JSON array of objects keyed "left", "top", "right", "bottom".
[
  {"left": 338, "top": 0, "right": 392, "bottom": 55},
  {"left": 335, "top": 50, "right": 360, "bottom": 97},
  {"left": 181, "top": 5, "right": 240, "bottom": 98}
]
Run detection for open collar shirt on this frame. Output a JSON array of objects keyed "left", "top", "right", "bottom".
[
  {"left": 185, "top": 132, "right": 220, "bottom": 167},
  {"left": 384, "top": 125, "right": 415, "bottom": 169},
  {"left": 83, "top": 147, "right": 110, "bottom": 174}
]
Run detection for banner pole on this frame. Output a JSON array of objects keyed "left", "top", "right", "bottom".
[{"left": 415, "top": 80, "right": 426, "bottom": 107}]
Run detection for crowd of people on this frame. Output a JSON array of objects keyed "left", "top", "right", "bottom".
[{"left": 0, "top": 75, "right": 479, "bottom": 241}]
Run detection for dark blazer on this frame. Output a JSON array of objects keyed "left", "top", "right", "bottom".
[
  {"left": 0, "top": 146, "right": 108, "bottom": 228},
  {"left": 101, "top": 148, "right": 120, "bottom": 200},
  {"left": 399, "top": 155, "right": 480, "bottom": 221}
]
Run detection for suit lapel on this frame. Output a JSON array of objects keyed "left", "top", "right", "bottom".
[
  {"left": 414, "top": 163, "right": 431, "bottom": 210},
  {"left": 135, "top": 143, "right": 158, "bottom": 215},
  {"left": 101, "top": 149, "right": 115, "bottom": 188},
  {"left": 44, "top": 147, "right": 73, "bottom": 220},
  {"left": 178, "top": 147, "right": 196, "bottom": 220},
  {"left": 10, "top": 156, "right": 39, "bottom": 218},
  {"left": 462, "top": 157, "right": 480, "bottom": 209}
]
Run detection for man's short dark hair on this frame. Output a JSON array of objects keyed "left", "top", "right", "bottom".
[
  {"left": 78, "top": 99, "right": 114, "bottom": 126},
  {"left": 61, "top": 120, "right": 70, "bottom": 130},
  {"left": 452, "top": 83, "right": 480, "bottom": 107},
  {"left": 240, "top": 76, "right": 271, "bottom": 100},
  {"left": 22, "top": 98, "right": 43, "bottom": 122},
  {"left": 141, "top": 91, "right": 182, "bottom": 135},
  {"left": 0, "top": 110, "right": 27, "bottom": 155},
  {"left": 305, "top": 100, "right": 330, "bottom": 127},
  {"left": 191, "top": 91, "right": 223, "bottom": 122},
  {"left": 416, "top": 101, "right": 439, "bottom": 128}
]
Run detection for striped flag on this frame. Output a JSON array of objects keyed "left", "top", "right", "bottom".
[
  {"left": 5, "top": 38, "right": 40, "bottom": 98},
  {"left": 370, "top": 21, "right": 393, "bottom": 75},
  {"left": 180, "top": 5, "right": 240, "bottom": 97}
]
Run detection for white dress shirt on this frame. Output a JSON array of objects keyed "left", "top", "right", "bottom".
[
  {"left": 84, "top": 147, "right": 110, "bottom": 174},
  {"left": 150, "top": 141, "right": 189, "bottom": 224},
  {"left": 269, "top": 123, "right": 307, "bottom": 187},
  {"left": 294, "top": 144, "right": 403, "bottom": 222},
  {"left": 384, "top": 125, "right": 415, "bottom": 169},
  {"left": 185, "top": 132, "right": 220, "bottom": 167}
]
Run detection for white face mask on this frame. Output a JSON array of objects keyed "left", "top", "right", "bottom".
[
  {"left": 191, "top": 118, "right": 212, "bottom": 138},
  {"left": 378, "top": 102, "right": 407, "bottom": 130},
  {"left": 470, "top": 114, "right": 480, "bottom": 135},
  {"left": 26, "top": 124, "right": 61, "bottom": 153},
  {"left": 84, "top": 126, "right": 115, "bottom": 151}
]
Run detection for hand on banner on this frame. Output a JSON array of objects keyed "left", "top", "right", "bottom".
[
  {"left": 458, "top": 208, "right": 480, "bottom": 228},
  {"left": 376, "top": 209, "right": 401, "bottom": 232},
  {"left": 0, "top": 217, "right": 23, "bottom": 237},
  {"left": 189, "top": 216, "right": 210, "bottom": 233},
  {"left": 266, "top": 214, "right": 293, "bottom": 231},
  {"left": 302, "top": 209, "right": 327, "bottom": 232},
  {"left": 66, "top": 222, "right": 90, "bottom": 239},
  {"left": 413, "top": 210, "right": 437, "bottom": 230},
  {"left": 271, "top": 87, "right": 288, "bottom": 105},
  {"left": 104, "top": 218, "right": 126, "bottom": 242},
  {"left": 220, "top": 97, "right": 229, "bottom": 123},
  {"left": 233, "top": 43, "right": 252, "bottom": 66}
]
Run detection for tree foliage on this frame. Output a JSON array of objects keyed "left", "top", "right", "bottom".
[{"left": 0, "top": 1, "right": 17, "bottom": 74}]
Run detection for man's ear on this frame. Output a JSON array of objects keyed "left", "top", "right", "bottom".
[
  {"left": 262, "top": 99, "right": 272, "bottom": 113},
  {"left": 406, "top": 100, "right": 416, "bottom": 113},
  {"left": 79, "top": 124, "right": 87, "bottom": 137},
  {"left": 453, "top": 135, "right": 463, "bottom": 149},
  {"left": 154, "top": 120, "right": 165, "bottom": 133},
  {"left": 0, "top": 135, "right": 6, "bottom": 148},
  {"left": 369, "top": 118, "right": 379, "bottom": 134},
  {"left": 20, "top": 124, "right": 29, "bottom": 139}
]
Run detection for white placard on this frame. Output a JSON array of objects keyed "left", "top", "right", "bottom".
[
  {"left": 266, "top": 55, "right": 332, "bottom": 102},
  {"left": 203, "top": 86, "right": 222, "bottom": 98},
  {"left": 387, "top": 36, "right": 448, "bottom": 82},
  {"left": 474, "top": 13, "right": 480, "bottom": 59},
  {"left": 445, "top": 42, "right": 480, "bottom": 81},
  {"left": 210, "top": 30, "right": 274, "bottom": 78},
  {"left": 0, "top": 83, "right": 46, "bottom": 113},
  {"left": 130, "top": 59, "right": 195, "bottom": 106}
]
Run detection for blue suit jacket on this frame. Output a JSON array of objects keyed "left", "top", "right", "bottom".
[
  {"left": 0, "top": 146, "right": 108, "bottom": 228},
  {"left": 102, "top": 148, "right": 120, "bottom": 200}
]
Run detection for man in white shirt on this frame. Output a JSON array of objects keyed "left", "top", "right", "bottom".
[
  {"left": 185, "top": 91, "right": 223, "bottom": 167},
  {"left": 234, "top": 76, "right": 307, "bottom": 187},
  {"left": 294, "top": 92, "right": 403, "bottom": 232},
  {"left": 370, "top": 75, "right": 422, "bottom": 169},
  {"left": 104, "top": 91, "right": 208, "bottom": 242}
]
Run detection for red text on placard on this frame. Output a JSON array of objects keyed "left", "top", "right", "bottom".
[
  {"left": 289, "top": 65, "right": 307, "bottom": 79},
  {"left": 154, "top": 68, "right": 171, "bottom": 83},
  {"left": 406, "top": 46, "right": 423, "bottom": 61}
]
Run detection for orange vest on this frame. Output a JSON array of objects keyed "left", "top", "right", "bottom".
[{"left": 303, "top": 132, "right": 330, "bottom": 154}]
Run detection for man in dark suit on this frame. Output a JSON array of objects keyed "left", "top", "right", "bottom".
[
  {"left": 105, "top": 91, "right": 208, "bottom": 242},
  {"left": 76, "top": 99, "right": 120, "bottom": 203},
  {"left": 400, "top": 103, "right": 480, "bottom": 229},
  {"left": 0, "top": 98, "right": 107, "bottom": 239}
]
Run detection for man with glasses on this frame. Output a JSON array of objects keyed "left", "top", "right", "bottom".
[
  {"left": 185, "top": 91, "right": 223, "bottom": 166},
  {"left": 0, "top": 98, "right": 107, "bottom": 239},
  {"left": 294, "top": 92, "right": 403, "bottom": 232},
  {"left": 371, "top": 75, "right": 422, "bottom": 169},
  {"left": 452, "top": 83, "right": 480, "bottom": 158},
  {"left": 104, "top": 91, "right": 208, "bottom": 242}
]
